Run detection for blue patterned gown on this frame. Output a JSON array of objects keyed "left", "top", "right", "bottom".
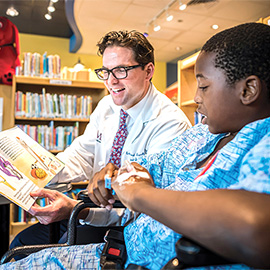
[{"left": 2, "top": 117, "right": 270, "bottom": 270}]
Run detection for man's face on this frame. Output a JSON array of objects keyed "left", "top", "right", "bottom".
[
  {"left": 102, "top": 46, "right": 154, "bottom": 110},
  {"left": 194, "top": 52, "right": 243, "bottom": 134}
]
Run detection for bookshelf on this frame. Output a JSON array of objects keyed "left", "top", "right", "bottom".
[
  {"left": 12, "top": 76, "right": 107, "bottom": 138},
  {"left": 9, "top": 75, "right": 106, "bottom": 241},
  {"left": 177, "top": 51, "right": 200, "bottom": 126}
]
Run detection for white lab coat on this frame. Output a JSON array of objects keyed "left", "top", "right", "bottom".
[{"left": 50, "top": 84, "right": 191, "bottom": 185}]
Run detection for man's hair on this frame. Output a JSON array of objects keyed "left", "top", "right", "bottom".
[
  {"left": 97, "top": 30, "right": 154, "bottom": 66},
  {"left": 202, "top": 22, "right": 270, "bottom": 96}
]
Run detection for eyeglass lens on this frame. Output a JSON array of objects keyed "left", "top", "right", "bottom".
[{"left": 96, "top": 67, "right": 127, "bottom": 80}]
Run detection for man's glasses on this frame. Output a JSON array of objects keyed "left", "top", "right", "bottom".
[{"left": 94, "top": 64, "right": 143, "bottom": 80}]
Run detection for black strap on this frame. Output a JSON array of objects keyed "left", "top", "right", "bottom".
[
  {"left": 100, "top": 229, "right": 127, "bottom": 270},
  {"left": 0, "top": 42, "right": 14, "bottom": 48}
]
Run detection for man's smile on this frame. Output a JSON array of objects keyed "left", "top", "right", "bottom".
[{"left": 111, "top": 87, "right": 125, "bottom": 93}]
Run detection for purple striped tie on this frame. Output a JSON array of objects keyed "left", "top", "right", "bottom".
[{"left": 108, "top": 109, "right": 128, "bottom": 167}]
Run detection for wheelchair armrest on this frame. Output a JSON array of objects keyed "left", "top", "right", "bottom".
[
  {"left": 175, "top": 237, "right": 234, "bottom": 267},
  {"left": 77, "top": 189, "right": 125, "bottom": 208}
]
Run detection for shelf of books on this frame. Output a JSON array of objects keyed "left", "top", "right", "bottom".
[{"left": 12, "top": 75, "right": 107, "bottom": 151}]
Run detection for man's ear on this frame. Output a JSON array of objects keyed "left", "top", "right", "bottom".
[
  {"left": 240, "top": 75, "right": 261, "bottom": 105},
  {"left": 144, "top": 62, "right": 154, "bottom": 81}
]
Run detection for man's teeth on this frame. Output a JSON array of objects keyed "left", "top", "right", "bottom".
[{"left": 112, "top": 88, "right": 125, "bottom": 93}]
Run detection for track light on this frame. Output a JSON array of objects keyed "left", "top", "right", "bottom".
[
  {"left": 154, "top": 24, "right": 161, "bottom": 32},
  {"left": 166, "top": 11, "right": 173, "bottom": 22},
  {"left": 48, "top": 3, "right": 55, "bottom": 12},
  {"left": 6, "top": 7, "right": 19, "bottom": 17},
  {"left": 45, "top": 0, "right": 57, "bottom": 19},
  {"left": 45, "top": 12, "right": 52, "bottom": 20},
  {"left": 146, "top": 0, "right": 179, "bottom": 36},
  {"left": 179, "top": 1, "right": 187, "bottom": 10}
]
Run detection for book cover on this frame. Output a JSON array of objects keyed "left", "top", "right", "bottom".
[{"left": 0, "top": 126, "right": 65, "bottom": 211}]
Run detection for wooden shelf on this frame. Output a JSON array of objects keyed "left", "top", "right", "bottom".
[
  {"left": 14, "top": 75, "right": 105, "bottom": 89},
  {"left": 178, "top": 51, "right": 200, "bottom": 125},
  {"left": 181, "top": 100, "right": 197, "bottom": 107},
  {"left": 15, "top": 116, "right": 90, "bottom": 122}
]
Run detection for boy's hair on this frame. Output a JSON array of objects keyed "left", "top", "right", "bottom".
[
  {"left": 97, "top": 30, "right": 154, "bottom": 66},
  {"left": 202, "top": 22, "right": 270, "bottom": 96}
]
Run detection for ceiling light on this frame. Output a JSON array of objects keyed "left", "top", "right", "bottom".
[
  {"left": 45, "top": 13, "right": 52, "bottom": 20},
  {"left": 6, "top": 7, "right": 19, "bottom": 17},
  {"left": 73, "top": 58, "right": 85, "bottom": 72},
  {"left": 154, "top": 24, "right": 161, "bottom": 32},
  {"left": 179, "top": 1, "right": 187, "bottom": 11},
  {"left": 166, "top": 12, "right": 174, "bottom": 22},
  {"left": 211, "top": 24, "right": 219, "bottom": 30},
  {"left": 51, "top": 0, "right": 58, "bottom": 2},
  {"left": 176, "top": 46, "right": 181, "bottom": 51},
  {"left": 48, "top": 4, "right": 55, "bottom": 12}
]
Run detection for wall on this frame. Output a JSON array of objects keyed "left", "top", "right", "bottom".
[{"left": 19, "top": 33, "right": 167, "bottom": 93}]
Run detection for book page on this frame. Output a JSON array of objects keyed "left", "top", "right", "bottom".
[{"left": 0, "top": 126, "right": 65, "bottom": 210}]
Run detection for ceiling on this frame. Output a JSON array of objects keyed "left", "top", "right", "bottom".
[
  {"left": 0, "top": 0, "right": 72, "bottom": 38},
  {"left": 1, "top": 0, "right": 270, "bottom": 63}
]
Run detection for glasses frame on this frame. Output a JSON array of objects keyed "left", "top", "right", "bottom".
[{"left": 94, "top": 64, "right": 143, "bottom": 80}]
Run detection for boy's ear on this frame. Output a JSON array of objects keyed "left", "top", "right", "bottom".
[{"left": 240, "top": 75, "right": 261, "bottom": 105}]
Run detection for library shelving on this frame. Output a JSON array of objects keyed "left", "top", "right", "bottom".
[
  {"left": 177, "top": 51, "right": 200, "bottom": 126},
  {"left": 8, "top": 75, "right": 106, "bottom": 240},
  {"left": 12, "top": 75, "right": 107, "bottom": 139}
]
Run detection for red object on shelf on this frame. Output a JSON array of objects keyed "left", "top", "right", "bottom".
[{"left": 0, "top": 16, "right": 21, "bottom": 85}]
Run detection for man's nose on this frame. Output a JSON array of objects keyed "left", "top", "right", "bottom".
[{"left": 106, "top": 71, "right": 118, "bottom": 84}]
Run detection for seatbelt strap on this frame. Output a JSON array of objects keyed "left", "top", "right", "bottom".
[{"left": 100, "top": 229, "right": 127, "bottom": 270}]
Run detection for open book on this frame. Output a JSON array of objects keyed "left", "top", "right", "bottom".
[{"left": 0, "top": 126, "right": 65, "bottom": 211}]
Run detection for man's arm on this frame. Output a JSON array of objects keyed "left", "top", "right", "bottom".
[
  {"left": 112, "top": 168, "right": 270, "bottom": 269},
  {"left": 28, "top": 188, "right": 122, "bottom": 227}
]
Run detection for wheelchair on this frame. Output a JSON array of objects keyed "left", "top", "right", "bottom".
[{"left": 1, "top": 190, "right": 234, "bottom": 269}]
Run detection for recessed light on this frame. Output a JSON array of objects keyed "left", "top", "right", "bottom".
[
  {"left": 211, "top": 24, "right": 219, "bottom": 30},
  {"left": 176, "top": 46, "right": 181, "bottom": 51}
]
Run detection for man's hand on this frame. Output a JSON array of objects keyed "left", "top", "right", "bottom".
[
  {"left": 111, "top": 162, "right": 155, "bottom": 211},
  {"left": 87, "top": 162, "right": 119, "bottom": 210},
  {"left": 28, "top": 188, "right": 78, "bottom": 225}
]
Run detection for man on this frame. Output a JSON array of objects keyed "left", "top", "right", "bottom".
[
  {"left": 3, "top": 22, "right": 269, "bottom": 269},
  {"left": 10, "top": 30, "right": 190, "bottom": 249}
]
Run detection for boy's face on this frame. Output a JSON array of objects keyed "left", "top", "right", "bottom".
[
  {"left": 194, "top": 52, "right": 243, "bottom": 134},
  {"left": 102, "top": 46, "right": 153, "bottom": 110}
]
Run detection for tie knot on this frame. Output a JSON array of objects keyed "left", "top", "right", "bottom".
[{"left": 120, "top": 109, "right": 128, "bottom": 123}]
